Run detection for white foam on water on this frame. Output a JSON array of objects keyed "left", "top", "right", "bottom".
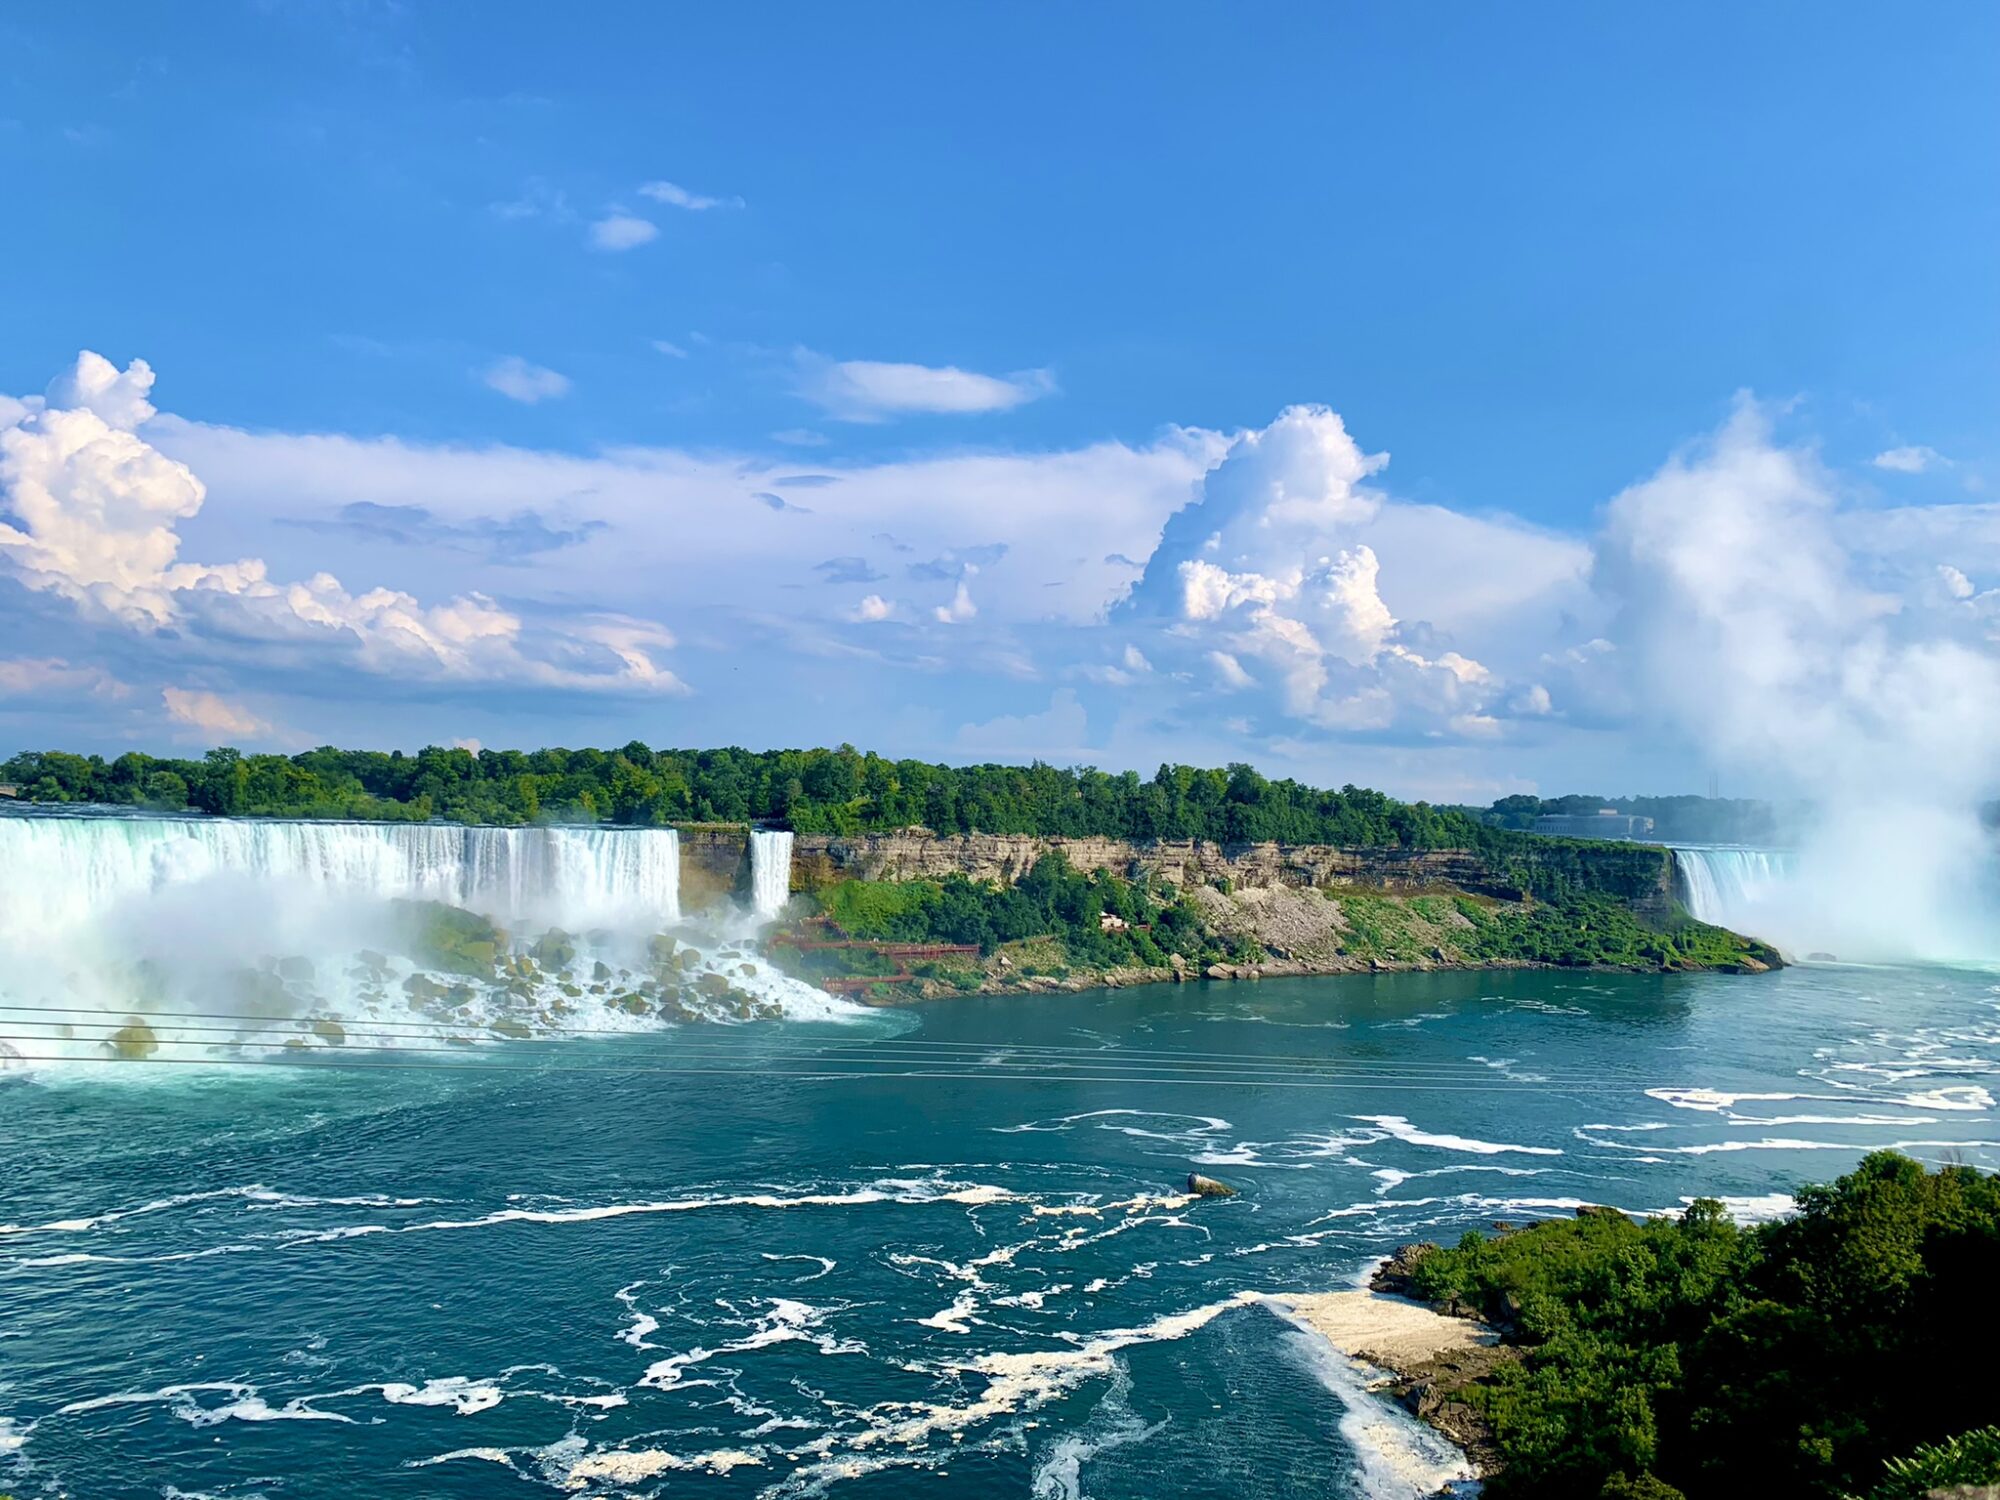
[
  {"left": 1028, "top": 1358, "right": 1163, "bottom": 1500},
  {"left": 1352, "top": 1115, "right": 1562, "bottom": 1157},
  {"left": 374, "top": 1377, "right": 504, "bottom": 1415},
  {"left": 760, "top": 1253, "right": 837, "bottom": 1281},
  {"left": 1273, "top": 1317, "right": 1477, "bottom": 1500},
  {"left": 612, "top": 1282, "right": 660, "bottom": 1348},
  {"left": 1371, "top": 1165, "right": 1547, "bottom": 1197},
  {"left": 58, "top": 1382, "right": 354, "bottom": 1428},
  {"left": 0, "top": 1184, "right": 431, "bottom": 1238},
  {"left": 408, "top": 1447, "right": 518, "bottom": 1471},
  {"left": 567, "top": 1446, "right": 767, "bottom": 1485},
  {"left": 1582, "top": 1132, "right": 2000, "bottom": 1157},
  {"left": 395, "top": 1178, "right": 1019, "bottom": 1236},
  {"left": 1900, "top": 1085, "right": 1994, "bottom": 1111},
  {"left": 639, "top": 1298, "right": 865, "bottom": 1392}
]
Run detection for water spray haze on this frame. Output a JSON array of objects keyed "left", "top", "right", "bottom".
[{"left": 1599, "top": 398, "right": 2000, "bottom": 961}]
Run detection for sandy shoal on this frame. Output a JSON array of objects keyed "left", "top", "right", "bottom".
[{"left": 1267, "top": 1290, "right": 1494, "bottom": 1370}]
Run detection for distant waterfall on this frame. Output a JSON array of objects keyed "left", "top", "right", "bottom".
[
  {"left": 749, "top": 830, "right": 794, "bottom": 919},
  {"left": 1671, "top": 846, "right": 1793, "bottom": 929},
  {"left": 0, "top": 810, "right": 681, "bottom": 937}
]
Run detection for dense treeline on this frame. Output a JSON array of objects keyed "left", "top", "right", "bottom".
[
  {"left": 4, "top": 743, "right": 1499, "bottom": 847},
  {"left": 1407, "top": 1153, "right": 2000, "bottom": 1499}
]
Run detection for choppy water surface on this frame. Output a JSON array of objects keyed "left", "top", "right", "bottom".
[{"left": 4, "top": 964, "right": 1997, "bottom": 1498}]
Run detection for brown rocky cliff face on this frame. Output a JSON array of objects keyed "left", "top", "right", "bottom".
[
  {"left": 677, "top": 826, "right": 750, "bottom": 911},
  {"left": 789, "top": 831, "right": 1672, "bottom": 911}
]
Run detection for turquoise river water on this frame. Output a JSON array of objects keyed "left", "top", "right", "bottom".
[{"left": 5, "top": 960, "right": 2000, "bottom": 1498}]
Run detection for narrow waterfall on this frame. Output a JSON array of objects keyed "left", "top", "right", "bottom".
[
  {"left": 1671, "top": 845, "right": 1794, "bottom": 929},
  {"left": 749, "top": 829, "right": 794, "bottom": 919}
]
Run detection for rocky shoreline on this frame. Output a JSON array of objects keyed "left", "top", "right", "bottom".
[
  {"left": 1276, "top": 1244, "right": 1518, "bottom": 1489},
  {"left": 859, "top": 945, "right": 1767, "bottom": 1006}
]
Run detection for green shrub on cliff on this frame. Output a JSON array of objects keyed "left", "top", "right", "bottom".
[
  {"left": 811, "top": 854, "right": 1226, "bottom": 971},
  {"left": 1857, "top": 1426, "right": 2000, "bottom": 1500},
  {"left": 1454, "top": 893, "right": 1776, "bottom": 971},
  {"left": 1408, "top": 1154, "right": 2000, "bottom": 1500}
]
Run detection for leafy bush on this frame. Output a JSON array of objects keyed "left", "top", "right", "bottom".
[
  {"left": 1858, "top": 1426, "right": 2000, "bottom": 1500},
  {"left": 1410, "top": 1155, "right": 2000, "bottom": 1500}
]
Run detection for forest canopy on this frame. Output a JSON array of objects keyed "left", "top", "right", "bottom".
[{"left": 2, "top": 743, "right": 1504, "bottom": 848}]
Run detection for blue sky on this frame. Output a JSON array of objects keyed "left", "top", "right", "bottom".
[{"left": 2, "top": 3, "right": 1997, "bottom": 803}]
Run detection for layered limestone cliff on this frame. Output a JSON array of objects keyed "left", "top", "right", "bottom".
[
  {"left": 676, "top": 825, "right": 750, "bottom": 910},
  {"left": 786, "top": 831, "right": 1677, "bottom": 917}
]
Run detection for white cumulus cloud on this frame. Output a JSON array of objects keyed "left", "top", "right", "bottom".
[
  {"left": 0, "top": 353, "right": 686, "bottom": 698},
  {"left": 1124, "top": 405, "right": 1547, "bottom": 738},
  {"left": 163, "top": 686, "right": 271, "bottom": 740}
]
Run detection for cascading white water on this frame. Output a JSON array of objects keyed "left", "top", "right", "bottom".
[
  {"left": 1671, "top": 846, "right": 1794, "bottom": 930},
  {"left": 0, "top": 810, "right": 854, "bottom": 1067},
  {"left": 749, "top": 829, "right": 794, "bottom": 920},
  {"left": 0, "top": 812, "right": 680, "bottom": 937}
]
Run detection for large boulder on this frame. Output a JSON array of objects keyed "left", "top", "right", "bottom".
[
  {"left": 393, "top": 900, "right": 504, "bottom": 977},
  {"left": 1187, "top": 1172, "right": 1237, "bottom": 1198},
  {"left": 531, "top": 928, "right": 577, "bottom": 970}
]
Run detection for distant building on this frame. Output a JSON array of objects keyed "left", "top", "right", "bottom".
[
  {"left": 1533, "top": 808, "right": 1655, "bottom": 840},
  {"left": 0, "top": 784, "right": 17, "bottom": 798}
]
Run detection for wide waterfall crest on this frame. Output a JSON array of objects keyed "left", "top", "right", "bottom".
[
  {"left": 749, "top": 830, "right": 794, "bottom": 920},
  {"left": 0, "top": 809, "right": 855, "bottom": 1070},
  {"left": 0, "top": 813, "right": 681, "bottom": 936},
  {"left": 1672, "top": 846, "right": 1794, "bottom": 930}
]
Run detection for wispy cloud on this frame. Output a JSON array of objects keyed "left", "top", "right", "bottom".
[
  {"left": 280, "top": 501, "right": 607, "bottom": 562},
  {"left": 490, "top": 177, "right": 572, "bottom": 222},
  {"left": 481, "top": 356, "right": 571, "bottom": 404},
  {"left": 795, "top": 352, "right": 1056, "bottom": 423},
  {"left": 0, "top": 656, "right": 127, "bottom": 699},
  {"left": 650, "top": 339, "right": 689, "bottom": 358},
  {"left": 1872, "top": 444, "right": 1949, "bottom": 474},
  {"left": 589, "top": 212, "right": 658, "bottom": 251},
  {"left": 638, "top": 179, "right": 743, "bottom": 211}
]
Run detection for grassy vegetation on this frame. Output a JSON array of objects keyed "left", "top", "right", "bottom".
[
  {"left": 1453, "top": 891, "right": 1778, "bottom": 971},
  {"left": 784, "top": 852, "right": 1771, "bottom": 991},
  {"left": 1403, "top": 1153, "right": 2000, "bottom": 1499}
]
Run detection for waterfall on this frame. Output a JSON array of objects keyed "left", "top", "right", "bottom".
[
  {"left": 0, "top": 809, "right": 861, "bottom": 1065},
  {"left": 749, "top": 829, "right": 794, "bottom": 919},
  {"left": 1671, "top": 845, "right": 1794, "bottom": 929},
  {"left": 0, "top": 810, "right": 680, "bottom": 937}
]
